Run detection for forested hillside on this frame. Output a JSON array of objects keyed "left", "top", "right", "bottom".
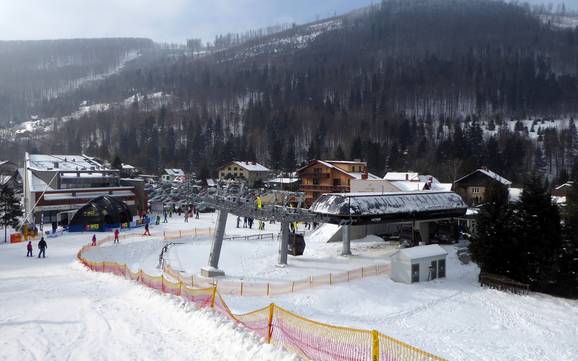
[
  {"left": 0, "top": 38, "right": 154, "bottom": 125},
  {"left": 2, "top": 0, "right": 578, "bottom": 184}
]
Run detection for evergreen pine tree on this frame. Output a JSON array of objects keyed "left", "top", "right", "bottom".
[
  {"left": 559, "top": 182, "right": 578, "bottom": 297},
  {"left": 111, "top": 156, "right": 122, "bottom": 170},
  {"left": 334, "top": 145, "right": 346, "bottom": 160},
  {"left": 516, "top": 177, "right": 562, "bottom": 291},
  {"left": 0, "top": 185, "right": 22, "bottom": 243},
  {"left": 469, "top": 183, "right": 517, "bottom": 276}
]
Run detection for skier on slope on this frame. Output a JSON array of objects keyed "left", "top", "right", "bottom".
[
  {"left": 91, "top": 234, "right": 97, "bottom": 246},
  {"left": 38, "top": 237, "right": 47, "bottom": 258},
  {"left": 26, "top": 241, "right": 33, "bottom": 257},
  {"left": 114, "top": 229, "right": 120, "bottom": 244},
  {"left": 143, "top": 221, "right": 151, "bottom": 236}
]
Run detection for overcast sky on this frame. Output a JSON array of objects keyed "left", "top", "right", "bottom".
[{"left": 0, "top": 0, "right": 576, "bottom": 44}]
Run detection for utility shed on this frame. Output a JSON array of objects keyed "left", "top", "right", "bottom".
[{"left": 390, "top": 244, "right": 448, "bottom": 284}]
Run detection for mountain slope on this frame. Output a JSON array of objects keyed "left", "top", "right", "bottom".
[{"left": 2, "top": 0, "right": 578, "bottom": 184}]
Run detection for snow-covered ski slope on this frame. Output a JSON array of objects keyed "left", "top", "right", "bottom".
[
  {"left": 0, "top": 232, "right": 296, "bottom": 361},
  {"left": 3, "top": 212, "right": 578, "bottom": 361}
]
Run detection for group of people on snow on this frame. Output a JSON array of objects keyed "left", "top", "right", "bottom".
[{"left": 25, "top": 238, "right": 47, "bottom": 258}]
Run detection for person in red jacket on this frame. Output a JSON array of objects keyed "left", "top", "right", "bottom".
[
  {"left": 91, "top": 234, "right": 97, "bottom": 246},
  {"left": 114, "top": 229, "right": 120, "bottom": 244},
  {"left": 26, "top": 241, "right": 33, "bottom": 257}
]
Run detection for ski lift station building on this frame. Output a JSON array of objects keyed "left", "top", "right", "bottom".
[{"left": 390, "top": 244, "right": 448, "bottom": 284}]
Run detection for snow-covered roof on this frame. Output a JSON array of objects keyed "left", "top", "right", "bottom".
[
  {"left": 164, "top": 169, "right": 185, "bottom": 176},
  {"left": 391, "top": 181, "right": 451, "bottom": 192},
  {"left": 0, "top": 175, "right": 12, "bottom": 185},
  {"left": 384, "top": 172, "right": 419, "bottom": 181},
  {"left": 266, "top": 177, "right": 300, "bottom": 184},
  {"left": 395, "top": 244, "right": 448, "bottom": 260},
  {"left": 509, "top": 188, "right": 523, "bottom": 202},
  {"left": 555, "top": 182, "right": 574, "bottom": 190},
  {"left": 310, "top": 191, "right": 467, "bottom": 218},
  {"left": 553, "top": 196, "right": 566, "bottom": 205},
  {"left": 455, "top": 169, "right": 512, "bottom": 186},
  {"left": 232, "top": 161, "right": 270, "bottom": 172},
  {"left": 350, "top": 172, "right": 381, "bottom": 180},
  {"left": 122, "top": 163, "right": 136, "bottom": 170},
  {"left": 27, "top": 154, "right": 108, "bottom": 172},
  {"left": 0, "top": 160, "right": 16, "bottom": 169},
  {"left": 324, "top": 160, "right": 366, "bottom": 165},
  {"left": 465, "top": 208, "right": 480, "bottom": 216}
]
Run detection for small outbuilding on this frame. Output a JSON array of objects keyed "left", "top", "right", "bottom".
[{"left": 390, "top": 244, "right": 448, "bottom": 284}]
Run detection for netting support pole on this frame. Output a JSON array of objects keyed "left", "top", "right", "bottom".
[
  {"left": 267, "top": 303, "right": 275, "bottom": 343},
  {"left": 372, "top": 330, "right": 379, "bottom": 361},
  {"left": 210, "top": 287, "right": 217, "bottom": 308}
]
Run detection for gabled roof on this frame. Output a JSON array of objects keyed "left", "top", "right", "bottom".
[
  {"left": 297, "top": 160, "right": 372, "bottom": 179},
  {"left": 232, "top": 161, "right": 270, "bottom": 172},
  {"left": 555, "top": 182, "right": 574, "bottom": 190},
  {"left": 454, "top": 169, "right": 512, "bottom": 186}
]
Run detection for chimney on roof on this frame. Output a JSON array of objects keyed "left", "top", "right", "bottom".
[
  {"left": 405, "top": 173, "right": 409, "bottom": 181},
  {"left": 252, "top": 161, "right": 256, "bottom": 165},
  {"left": 362, "top": 169, "right": 368, "bottom": 180},
  {"left": 53, "top": 162, "right": 59, "bottom": 168}
]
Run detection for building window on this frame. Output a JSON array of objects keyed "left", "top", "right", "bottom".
[
  {"left": 313, "top": 178, "right": 320, "bottom": 185},
  {"left": 313, "top": 167, "right": 321, "bottom": 174},
  {"left": 472, "top": 187, "right": 480, "bottom": 194},
  {"left": 333, "top": 178, "right": 341, "bottom": 186},
  {"left": 233, "top": 167, "right": 237, "bottom": 171}
]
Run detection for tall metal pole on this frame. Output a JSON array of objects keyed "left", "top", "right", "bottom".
[
  {"left": 341, "top": 223, "right": 352, "bottom": 256},
  {"left": 201, "top": 209, "right": 228, "bottom": 277},
  {"left": 278, "top": 221, "right": 290, "bottom": 266}
]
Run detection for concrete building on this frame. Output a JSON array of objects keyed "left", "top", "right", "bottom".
[
  {"left": 390, "top": 244, "right": 448, "bottom": 284},
  {"left": 217, "top": 161, "right": 271, "bottom": 187},
  {"left": 23, "top": 153, "right": 140, "bottom": 225}
]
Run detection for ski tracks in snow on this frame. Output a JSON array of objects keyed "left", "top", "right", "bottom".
[{"left": 0, "top": 238, "right": 298, "bottom": 361}]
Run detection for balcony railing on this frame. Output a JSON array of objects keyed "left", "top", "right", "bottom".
[
  {"left": 300, "top": 184, "right": 350, "bottom": 193},
  {"left": 299, "top": 172, "right": 331, "bottom": 179}
]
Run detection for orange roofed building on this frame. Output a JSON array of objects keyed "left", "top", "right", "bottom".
[{"left": 296, "top": 160, "right": 380, "bottom": 206}]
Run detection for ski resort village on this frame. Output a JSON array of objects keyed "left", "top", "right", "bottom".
[
  {"left": 2, "top": 1, "right": 578, "bottom": 361},
  {"left": 0, "top": 150, "right": 577, "bottom": 361}
]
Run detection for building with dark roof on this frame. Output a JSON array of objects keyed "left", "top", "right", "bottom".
[{"left": 452, "top": 168, "right": 512, "bottom": 206}]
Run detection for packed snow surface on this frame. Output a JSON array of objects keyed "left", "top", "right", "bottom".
[
  {"left": 0, "top": 220, "right": 297, "bottom": 361},
  {"left": 2, "top": 212, "right": 577, "bottom": 361}
]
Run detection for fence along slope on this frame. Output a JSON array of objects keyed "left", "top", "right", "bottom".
[{"left": 77, "top": 233, "right": 446, "bottom": 361}]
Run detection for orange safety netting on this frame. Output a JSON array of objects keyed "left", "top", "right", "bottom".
[{"left": 77, "top": 232, "right": 446, "bottom": 361}]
